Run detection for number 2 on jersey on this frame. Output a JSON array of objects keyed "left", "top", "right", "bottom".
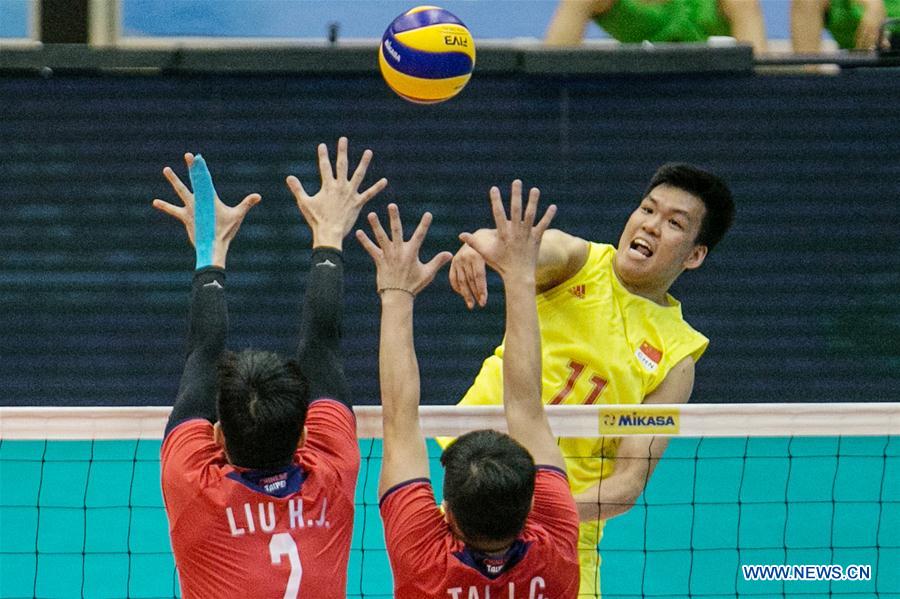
[
  {"left": 549, "top": 359, "right": 608, "bottom": 405},
  {"left": 269, "top": 533, "right": 302, "bottom": 599}
]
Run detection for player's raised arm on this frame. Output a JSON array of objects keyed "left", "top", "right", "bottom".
[
  {"left": 287, "top": 137, "right": 387, "bottom": 406},
  {"left": 152, "top": 154, "right": 261, "bottom": 435},
  {"left": 460, "top": 181, "right": 563, "bottom": 470},
  {"left": 356, "top": 204, "right": 452, "bottom": 497}
]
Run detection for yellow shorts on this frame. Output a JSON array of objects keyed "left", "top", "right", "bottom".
[{"left": 578, "top": 519, "right": 604, "bottom": 598}]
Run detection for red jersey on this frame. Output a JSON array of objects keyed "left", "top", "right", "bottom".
[
  {"left": 161, "top": 399, "right": 359, "bottom": 599},
  {"left": 380, "top": 467, "right": 580, "bottom": 599}
]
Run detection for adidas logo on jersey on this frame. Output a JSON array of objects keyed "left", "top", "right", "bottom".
[{"left": 568, "top": 284, "right": 586, "bottom": 299}]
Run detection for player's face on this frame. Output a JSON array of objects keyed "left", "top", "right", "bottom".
[{"left": 614, "top": 184, "right": 708, "bottom": 300}]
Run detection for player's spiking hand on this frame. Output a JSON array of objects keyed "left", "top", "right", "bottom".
[
  {"left": 287, "top": 137, "right": 388, "bottom": 250},
  {"left": 460, "top": 180, "right": 556, "bottom": 285},
  {"left": 356, "top": 204, "right": 453, "bottom": 297},
  {"left": 153, "top": 153, "right": 261, "bottom": 269},
  {"left": 449, "top": 232, "right": 490, "bottom": 309}
]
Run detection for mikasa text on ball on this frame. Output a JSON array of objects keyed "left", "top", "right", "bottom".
[{"left": 379, "top": 6, "right": 476, "bottom": 104}]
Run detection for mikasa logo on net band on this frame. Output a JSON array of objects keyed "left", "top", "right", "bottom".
[{"left": 599, "top": 407, "right": 680, "bottom": 434}]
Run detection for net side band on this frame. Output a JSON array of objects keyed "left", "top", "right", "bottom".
[{"left": 2, "top": 403, "right": 899, "bottom": 440}]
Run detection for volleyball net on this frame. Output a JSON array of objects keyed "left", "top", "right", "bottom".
[{"left": 1, "top": 403, "right": 898, "bottom": 599}]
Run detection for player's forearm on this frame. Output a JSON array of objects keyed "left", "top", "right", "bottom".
[
  {"left": 544, "top": 0, "right": 593, "bottom": 46},
  {"left": 184, "top": 268, "right": 228, "bottom": 359},
  {"left": 791, "top": 0, "right": 825, "bottom": 53},
  {"left": 166, "top": 267, "right": 228, "bottom": 434},
  {"left": 728, "top": 5, "right": 768, "bottom": 54},
  {"left": 297, "top": 247, "right": 350, "bottom": 406},
  {"left": 208, "top": 242, "right": 229, "bottom": 270},
  {"left": 379, "top": 292, "right": 421, "bottom": 437},
  {"left": 574, "top": 472, "right": 645, "bottom": 521},
  {"left": 859, "top": 0, "right": 885, "bottom": 13},
  {"left": 501, "top": 276, "right": 544, "bottom": 434}
]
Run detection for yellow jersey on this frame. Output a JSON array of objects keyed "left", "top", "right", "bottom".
[{"left": 444, "top": 242, "right": 708, "bottom": 597}]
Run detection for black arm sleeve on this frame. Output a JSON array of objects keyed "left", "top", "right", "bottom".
[
  {"left": 165, "top": 267, "right": 228, "bottom": 436},
  {"left": 296, "top": 247, "right": 350, "bottom": 407}
]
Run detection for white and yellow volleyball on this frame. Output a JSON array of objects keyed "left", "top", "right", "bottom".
[{"left": 378, "top": 6, "right": 476, "bottom": 104}]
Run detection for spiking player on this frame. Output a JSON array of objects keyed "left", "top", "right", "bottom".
[
  {"left": 153, "top": 138, "right": 386, "bottom": 598},
  {"left": 446, "top": 164, "right": 734, "bottom": 597},
  {"left": 356, "top": 182, "right": 580, "bottom": 599}
]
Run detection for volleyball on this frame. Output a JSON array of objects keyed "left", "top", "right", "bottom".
[{"left": 378, "top": 6, "right": 476, "bottom": 104}]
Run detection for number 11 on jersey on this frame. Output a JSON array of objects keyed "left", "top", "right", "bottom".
[{"left": 549, "top": 359, "right": 608, "bottom": 405}]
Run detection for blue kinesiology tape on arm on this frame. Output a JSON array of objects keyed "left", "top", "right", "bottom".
[{"left": 188, "top": 154, "right": 217, "bottom": 270}]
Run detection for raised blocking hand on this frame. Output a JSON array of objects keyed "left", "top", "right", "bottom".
[
  {"left": 152, "top": 153, "right": 261, "bottom": 269},
  {"left": 356, "top": 204, "right": 453, "bottom": 297},
  {"left": 459, "top": 180, "right": 556, "bottom": 282},
  {"left": 286, "top": 137, "right": 388, "bottom": 250}
]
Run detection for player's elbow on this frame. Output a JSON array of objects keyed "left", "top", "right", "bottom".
[
  {"left": 601, "top": 476, "right": 645, "bottom": 519},
  {"left": 577, "top": 493, "right": 637, "bottom": 522},
  {"left": 607, "top": 491, "right": 640, "bottom": 518}
]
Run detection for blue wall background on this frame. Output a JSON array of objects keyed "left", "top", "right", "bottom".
[{"left": 1, "top": 69, "right": 898, "bottom": 408}]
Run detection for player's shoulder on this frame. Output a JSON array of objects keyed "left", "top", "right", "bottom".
[
  {"left": 569, "top": 240, "right": 615, "bottom": 280},
  {"left": 303, "top": 398, "right": 358, "bottom": 447},
  {"left": 537, "top": 235, "right": 603, "bottom": 294},
  {"left": 307, "top": 397, "right": 355, "bottom": 420},
  {"left": 295, "top": 402, "right": 360, "bottom": 491},
  {"left": 653, "top": 303, "right": 709, "bottom": 364},
  {"left": 533, "top": 466, "right": 575, "bottom": 505},
  {"left": 528, "top": 466, "right": 579, "bottom": 524},
  {"left": 379, "top": 477, "right": 434, "bottom": 510},
  {"left": 161, "top": 418, "right": 217, "bottom": 462}
]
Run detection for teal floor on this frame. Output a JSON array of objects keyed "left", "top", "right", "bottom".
[{"left": 1, "top": 437, "right": 898, "bottom": 598}]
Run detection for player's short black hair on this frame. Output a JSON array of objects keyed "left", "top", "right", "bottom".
[
  {"left": 441, "top": 429, "right": 536, "bottom": 544},
  {"left": 646, "top": 163, "right": 735, "bottom": 251},
  {"left": 217, "top": 350, "right": 309, "bottom": 470}
]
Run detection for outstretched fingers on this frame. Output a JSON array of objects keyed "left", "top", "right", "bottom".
[
  {"left": 163, "top": 166, "right": 193, "bottom": 207},
  {"left": 423, "top": 251, "right": 454, "bottom": 282},
  {"left": 286, "top": 175, "right": 313, "bottom": 222},
  {"left": 350, "top": 147, "right": 388, "bottom": 207},
  {"left": 235, "top": 193, "right": 262, "bottom": 218},
  {"left": 355, "top": 229, "right": 382, "bottom": 261},
  {"left": 458, "top": 231, "right": 481, "bottom": 254},
  {"left": 488, "top": 186, "right": 508, "bottom": 231},
  {"left": 523, "top": 186, "right": 540, "bottom": 226},
  {"left": 317, "top": 142, "right": 334, "bottom": 185},
  {"left": 151, "top": 198, "right": 185, "bottom": 221},
  {"left": 409, "top": 211, "right": 434, "bottom": 252},
  {"left": 349, "top": 148, "right": 373, "bottom": 189},
  {"left": 335, "top": 137, "right": 349, "bottom": 181},
  {"left": 509, "top": 179, "right": 523, "bottom": 224},
  {"left": 367, "top": 211, "right": 391, "bottom": 249},
  {"left": 359, "top": 176, "right": 388, "bottom": 206},
  {"left": 534, "top": 203, "right": 557, "bottom": 239},
  {"left": 285, "top": 175, "right": 307, "bottom": 201},
  {"left": 387, "top": 203, "right": 404, "bottom": 243}
]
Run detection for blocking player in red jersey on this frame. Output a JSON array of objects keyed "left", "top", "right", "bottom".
[
  {"left": 356, "top": 182, "right": 581, "bottom": 599},
  {"left": 152, "top": 137, "right": 386, "bottom": 599}
]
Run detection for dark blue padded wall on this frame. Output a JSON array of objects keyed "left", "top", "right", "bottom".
[{"left": 1, "top": 71, "right": 898, "bottom": 406}]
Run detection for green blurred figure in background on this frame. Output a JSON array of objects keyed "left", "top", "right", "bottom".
[{"left": 545, "top": 0, "right": 768, "bottom": 54}]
